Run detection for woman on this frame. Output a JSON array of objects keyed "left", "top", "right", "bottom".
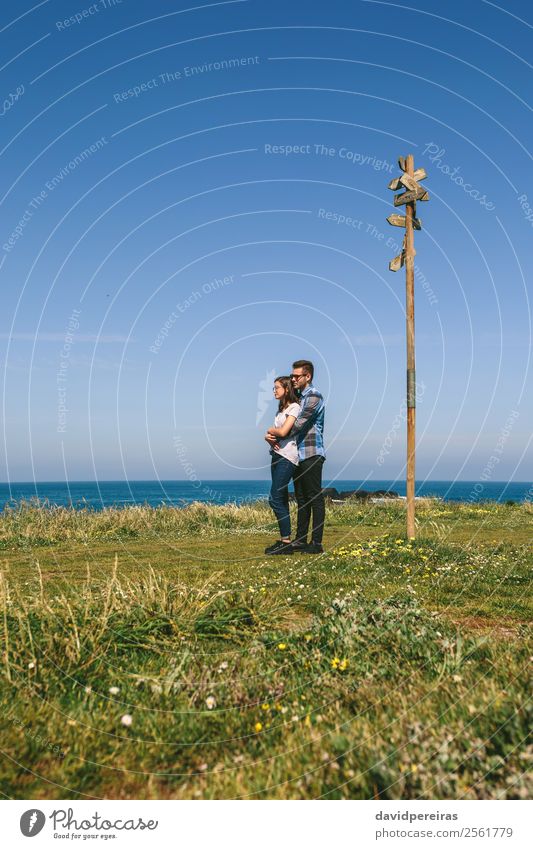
[{"left": 264, "top": 376, "right": 301, "bottom": 555}]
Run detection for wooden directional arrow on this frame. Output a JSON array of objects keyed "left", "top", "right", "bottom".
[
  {"left": 413, "top": 167, "right": 427, "bottom": 182},
  {"left": 400, "top": 173, "right": 421, "bottom": 192},
  {"left": 389, "top": 234, "right": 416, "bottom": 270},
  {"left": 387, "top": 213, "right": 407, "bottom": 227},
  {"left": 394, "top": 188, "right": 420, "bottom": 206},
  {"left": 394, "top": 186, "right": 429, "bottom": 206},
  {"left": 389, "top": 251, "right": 405, "bottom": 272},
  {"left": 388, "top": 176, "right": 404, "bottom": 191},
  {"left": 388, "top": 168, "right": 427, "bottom": 191},
  {"left": 387, "top": 214, "right": 422, "bottom": 230}
]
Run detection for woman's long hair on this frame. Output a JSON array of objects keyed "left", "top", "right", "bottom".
[{"left": 275, "top": 375, "right": 299, "bottom": 413}]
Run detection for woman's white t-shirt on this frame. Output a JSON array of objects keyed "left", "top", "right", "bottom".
[{"left": 271, "top": 402, "right": 301, "bottom": 465}]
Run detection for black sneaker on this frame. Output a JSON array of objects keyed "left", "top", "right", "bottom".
[
  {"left": 288, "top": 540, "right": 307, "bottom": 553},
  {"left": 265, "top": 540, "right": 294, "bottom": 555},
  {"left": 304, "top": 542, "right": 324, "bottom": 554}
]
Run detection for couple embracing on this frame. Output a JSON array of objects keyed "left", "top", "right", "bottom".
[{"left": 264, "top": 360, "right": 325, "bottom": 555}]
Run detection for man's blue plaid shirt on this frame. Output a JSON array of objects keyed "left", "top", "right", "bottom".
[{"left": 291, "top": 384, "right": 325, "bottom": 462}]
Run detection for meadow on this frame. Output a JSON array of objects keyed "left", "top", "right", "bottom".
[{"left": 0, "top": 497, "right": 531, "bottom": 800}]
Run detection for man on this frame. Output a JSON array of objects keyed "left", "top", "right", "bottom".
[{"left": 266, "top": 360, "right": 326, "bottom": 553}]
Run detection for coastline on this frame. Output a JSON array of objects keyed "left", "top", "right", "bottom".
[{"left": 0, "top": 479, "right": 531, "bottom": 511}]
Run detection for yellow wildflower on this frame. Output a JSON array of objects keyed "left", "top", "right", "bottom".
[{"left": 254, "top": 722, "right": 263, "bottom": 733}]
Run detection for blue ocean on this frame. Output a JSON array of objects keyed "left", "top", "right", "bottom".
[{"left": 0, "top": 480, "right": 530, "bottom": 511}]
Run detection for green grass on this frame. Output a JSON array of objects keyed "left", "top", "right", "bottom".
[{"left": 0, "top": 497, "right": 531, "bottom": 799}]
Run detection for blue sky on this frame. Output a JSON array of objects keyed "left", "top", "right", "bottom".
[{"left": 0, "top": 0, "right": 531, "bottom": 483}]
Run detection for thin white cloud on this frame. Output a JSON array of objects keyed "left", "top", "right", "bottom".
[
  {"left": 2, "top": 355, "right": 133, "bottom": 371},
  {"left": 342, "top": 332, "right": 435, "bottom": 347},
  {"left": 349, "top": 333, "right": 404, "bottom": 346},
  {"left": 0, "top": 332, "right": 130, "bottom": 343}
]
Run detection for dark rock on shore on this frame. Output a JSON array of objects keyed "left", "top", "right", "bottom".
[
  {"left": 320, "top": 488, "right": 399, "bottom": 501},
  {"left": 290, "top": 488, "right": 400, "bottom": 502}
]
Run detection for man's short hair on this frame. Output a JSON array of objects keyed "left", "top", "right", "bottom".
[{"left": 293, "top": 359, "right": 314, "bottom": 380}]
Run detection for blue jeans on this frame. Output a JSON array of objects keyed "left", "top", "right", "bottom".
[{"left": 269, "top": 453, "right": 297, "bottom": 538}]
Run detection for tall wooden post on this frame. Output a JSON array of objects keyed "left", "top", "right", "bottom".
[
  {"left": 404, "top": 154, "right": 416, "bottom": 539},
  {"left": 386, "top": 155, "right": 429, "bottom": 540}
]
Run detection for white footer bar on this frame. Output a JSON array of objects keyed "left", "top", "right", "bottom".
[{"left": 5, "top": 799, "right": 532, "bottom": 848}]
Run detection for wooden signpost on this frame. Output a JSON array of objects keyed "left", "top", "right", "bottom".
[{"left": 386, "top": 154, "right": 430, "bottom": 540}]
